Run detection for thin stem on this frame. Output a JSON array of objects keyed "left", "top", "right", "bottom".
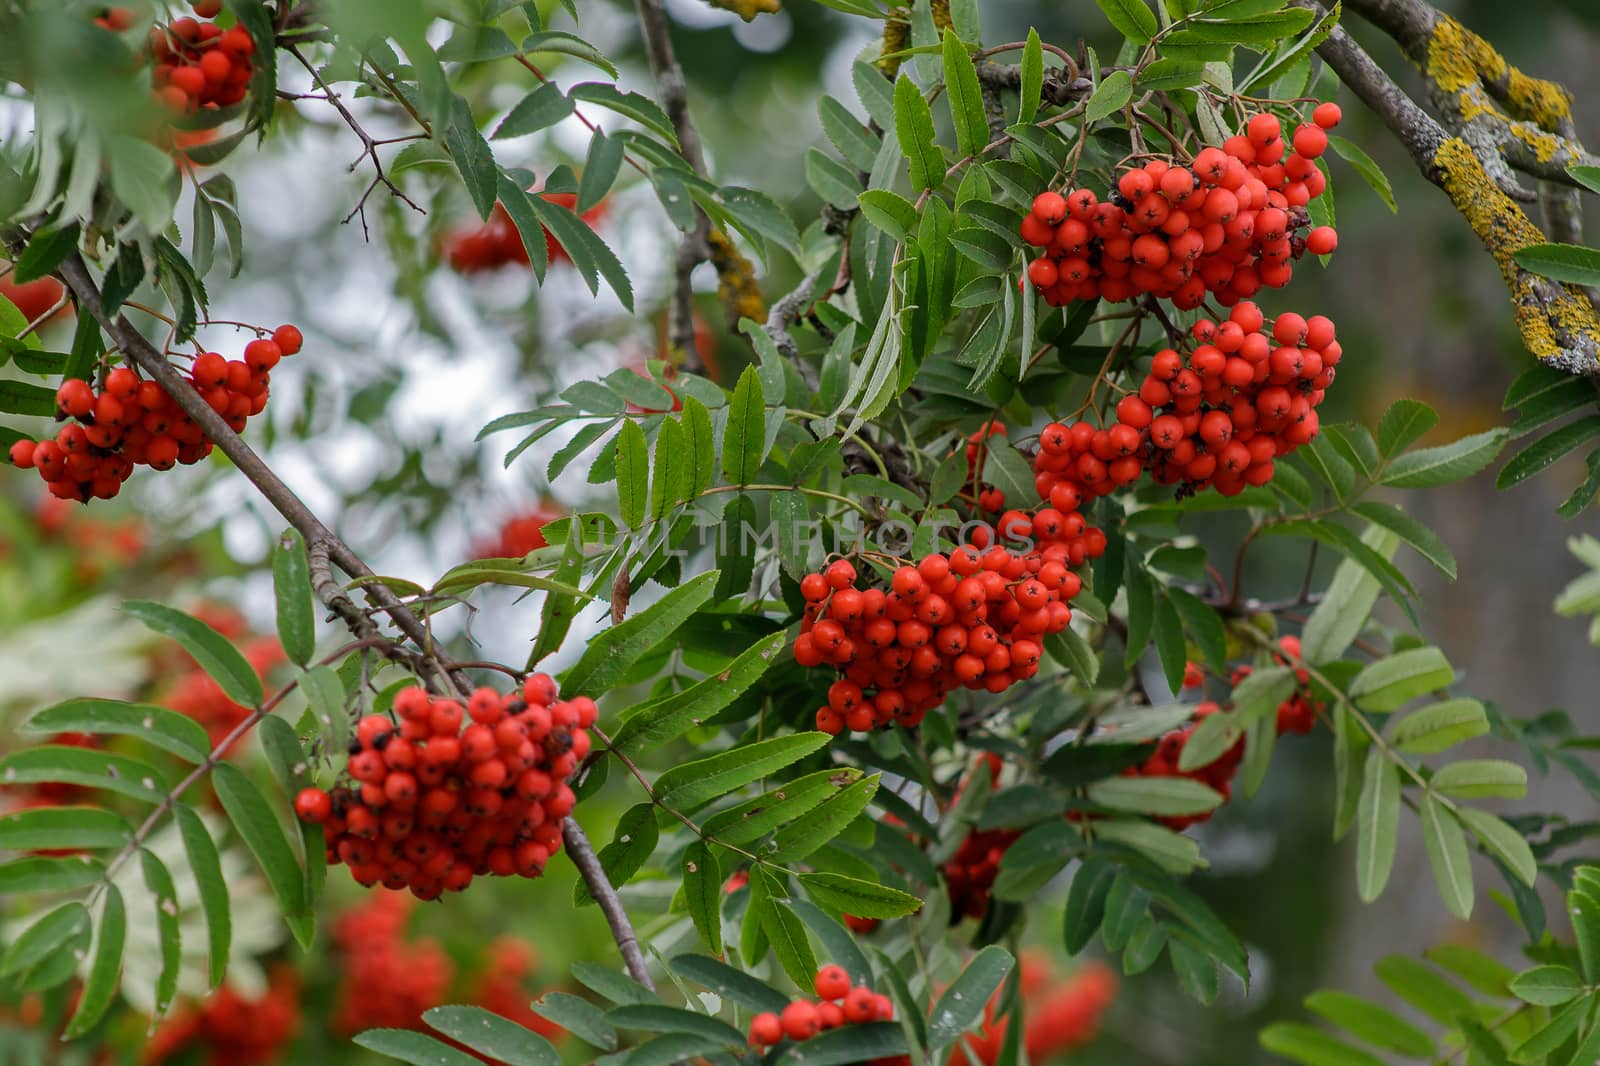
[{"left": 562, "top": 819, "right": 655, "bottom": 990}]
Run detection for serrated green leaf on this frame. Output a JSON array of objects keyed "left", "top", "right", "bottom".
[
  {"left": 799, "top": 871, "right": 923, "bottom": 918},
  {"left": 1096, "top": 0, "right": 1159, "bottom": 41},
  {"left": 941, "top": 30, "right": 987, "bottom": 158},
  {"left": 63, "top": 884, "right": 124, "bottom": 1037},
  {"left": 1350, "top": 646, "right": 1453, "bottom": 711},
  {"left": 1383, "top": 428, "right": 1508, "bottom": 488},
  {"left": 681, "top": 841, "right": 721, "bottom": 954},
  {"left": 1086, "top": 775, "right": 1224, "bottom": 816},
  {"left": 926, "top": 945, "right": 1014, "bottom": 1048},
  {"left": 669, "top": 954, "right": 789, "bottom": 1014},
  {"left": 560, "top": 571, "right": 717, "bottom": 697},
  {"left": 655, "top": 732, "right": 832, "bottom": 813},
  {"left": 894, "top": 74, "right": 941, "bottom": 193},
  {"left": 1086, "top": 69, "right": 1133, "bottom": 121},
  {"left": 1509, "top": 965, "right": 1583, "bottom": 1006},
  {"left": 353, "top": 1029, "right": 484, "bottom": 1066}
]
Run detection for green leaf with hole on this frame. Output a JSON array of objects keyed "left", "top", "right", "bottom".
[
  {"left": 63, "top": 885, "right": 125, "bottom": 1037},
  {"left": 23, "top": 698, "right": 211, "bottom": 764}
]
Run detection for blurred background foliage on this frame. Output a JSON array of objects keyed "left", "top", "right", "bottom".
[{"left": 1, "top": 0, "right": 1597, "bottom": 1063}]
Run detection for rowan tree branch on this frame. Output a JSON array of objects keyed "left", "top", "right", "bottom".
[
  {"left": 563, "top": 818, "right": 656, "bottom": 989},
  {"left": 633, "top": 0, "right": 715, "bottom": 372},
  {"left": 53, "top": 248, "right": 658, "bottom": 989},
  {"left": 1297, "top": 0, "right": 1600, "bottom": 375}
]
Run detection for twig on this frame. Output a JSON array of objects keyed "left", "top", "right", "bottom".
[
  {"left": 633, "top": 0, "right": 713, "bottom": 372},
  {"left": 56, "top": 253, "right": 463, "bottom": 690},
  {"left": 763, "top": 269, "right": 823, "bottom": 389},
  {"left": 562, "top": 818, "right": 655, "bottom": 990},
  {"left": 1296, "top": 0, "right": 1600, "bottom": 375},
  {"left": 285, "top": 44, "right": 424, "bottom": 238}
]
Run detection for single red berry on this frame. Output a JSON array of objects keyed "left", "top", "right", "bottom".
[
  {"left": 272, "top": 324, "right": 303, "bottom": 354},
  {"left": 780, "top": 1001, "right": 821, "bottom": 1041},
  {"left": 1312, "top": 102, "right": 1342, "bottom": 129},
  {"left": 294, "top": 787, "right": 332, "bottom": 823},
  {"left": 814, "top": 965, "right": 851, "bottom": 1001},
  {"left": 750, "top": 1012, "right": 783, "bottom": 1046}
]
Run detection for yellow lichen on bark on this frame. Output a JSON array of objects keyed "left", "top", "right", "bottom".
[
  {"left": 704, "top": 0, "right": 780, "bottom": 19},
  {"left": 877, "top": 17, "right": 910, "bottom": 76},
  {"left": 1426, "top": 16, "right": 1572, "bottom": 131},
  {"left": 708, "top": 228, "right": 766, "bottom": 327},
  {"left": 1433, "top": 137, "right": 1600, "bottom": 362},
  {"left": 1509, "top": 123, "right": 1562, "bottom": 164},
  {"left": 878, "top": 2, "right": 951, "bottom": 77}
]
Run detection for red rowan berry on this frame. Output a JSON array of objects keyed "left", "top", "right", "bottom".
[
  {"left": 295, "top": 788, "right": 332, "bottom": 823},
  {"left": 815, "top": 965, "right": 851, "bottom": 1001},
  {"left": 750, "top": 1013, "right": 783, "bottom": 1046},
  {"left": 1030, "top": 191, "right": 1067, "bottom": 225}
]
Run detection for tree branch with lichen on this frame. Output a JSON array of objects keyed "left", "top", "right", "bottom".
[
  {"left": 1293, "top": 0, "right": 1600, "bottom": 375},
  {"left": 633, "top": 0, "right": 767, "bottom": 373}
]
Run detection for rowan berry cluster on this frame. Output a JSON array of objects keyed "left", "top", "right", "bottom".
[
  {"left": 445, "top": 193, "right": 607, "bottom": 272},
  {"left": 943, "top": 755, "right": 1018, "bottom": 922},
  {"left": 147, "top": 7, "right": 257, "bottom": 113},
  {"left": 1033, "top": 300, "right": 1337, "bottom": 501},
  {"left": 1127, "top": 701, "right": 1244, "bottom": 830},
  {"left": 472, "top": 504, "right": 562, "bottom": 560},
  {"left": 748, "top": 964, "right": 903, "bottom": 1063},
  {"left": 1021, "top": 105, "right": 1342, "bottom": 310},
  {"left": 1221, "top": 634, "right": 1322, "bottom": 735},
  {"left": 293, "top": 675, "right": 593, "bottom": 899},
  {"left": 142, "top": 965, "right": 301, "bottom": 1066},
  {"left": 31, "top": 497, "right": 145, "bottom": 582},
  {"left": 796, "top": 538, "right": 1096, "bottom": 735},
  {"left": 7, "top": 325, "right": 303, "bottom": 503},
  {"left": 951, "top": 954, "right": 1118, "bottom": 1066},
  {"left": 965, "top": 423, "right": 1009, "bottom": 512},
  {"left": 329, "top": 890, "right": 454, "bottom": 1035}
]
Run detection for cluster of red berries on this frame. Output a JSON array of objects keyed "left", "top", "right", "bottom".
[
  {"left": 1021, "top": 104, "right": 1342, "bottom": 310},
  {"left": 29, "top": 497, "right": 146, "bottom": 582},
  {"left": 142, "top": 966, "right": 301, "bottom": 1066},
  {"left": 444, "top": 193, "right": 607, "bottom": 273},
  {"left": 1125, "top": 700, "right": 1243, "bottom": 830},
  {"left": 1033, "top": 300, "right": 1337, "bottom": 501},
  {"left": 964, "top": 423, "right": 1009, "bottom": 512},
  {"left": 942, "top": 756, "right": 1019, "bottom": 922},
  {"left": 293, "top": 675, "right": 593, "bottom": 899},
  {"left": 1207, "top": 634, "right": 1322, "bottom": 735},
  {"left": 748, "top": 965, "right": 905, "bottom": 1064},
  {"left": 795, "top": 541, "right": 1096, "bottom": 735},
  {"left": 146, "top": 7, "right": 257, "bottom": 113},
  {"left": 154, "top": 605, "right": 285, "bottom": 745},
  {"left": 7, "top": 325, "right": 303, "bottom": 503},
  {"left": 472, "top": 504, "right": 562, "bottom": 560},
  {"left": 950, "top": 954, "right": 1117, "bottom": 1066},
  {"left": 329, "top": 890, "right": 454, "bottom": 1035}
]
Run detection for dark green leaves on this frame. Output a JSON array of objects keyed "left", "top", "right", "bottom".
[
  {"left": 420, "top": 1006, "right": 561, "bottom": 1065},
  {"left": 723, "top": 366, "right": 766, "bottom": 485},
  {"left": 941, "top": 30, "right": 986, "bottom": 158},
  {"left": 175, "top": 803, "right": 231, "bottom": 988},
  {"left": 1512, "top": 242, "right": 1600, "bottom": 287},
  {"left": 64, "top": 885, "right": 124, "bottom": 1037},
  {"left": 560, "top": 570, "right": 717, "bottom": 697},
  {"left": 654, "top": 732, "right": 830, "bottom": 813},
  {"left": 927, "top": 946, "right": 1015, "bottom": 1048},
  {"left": 124, "top": 601, "right": 263, "bottom": 708},
  {"left": 272, "top": 529, "right": 315, "bottom": 666},
  {"left": 681, "top": 841, "right": 721, "bottom": 953},
  {"left": 1498, "top": 415, "right": 1600, "bottom": 488},
  {"left": 615, "top": 418, "right": 650, "bottom": 528},
  {"left": 1095, "top": 0, "right": 1159, "bottom": 42},
  {"left": 211, "top": 762, "right": 307, "bottom": 931},
  {"left": 1377, "top": 399, "right": 1439, "bottom": 456},
  {"left": 0, "top": 806, "right": 129, "bottom": 852},
  {"left": 445, "top": 96, "right": 497, "bottom": 220},
  {"left": 23, "top": 699, "right": 211, "bottom": 764},
  {"left": 353, "top": 1029, "right": 483, "bottom": 1066},
  {"left": 894, "top": 75, "right": 941, "bottom": 193},
  {"left": 670, "top": 954, "right": 788, "bottom": 1014},
  {"left": 799, "top": 872, "right": 922, "bottom": 918},
  {"left": 574, "top": 803, "right": 657, "bottom": 906}
]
